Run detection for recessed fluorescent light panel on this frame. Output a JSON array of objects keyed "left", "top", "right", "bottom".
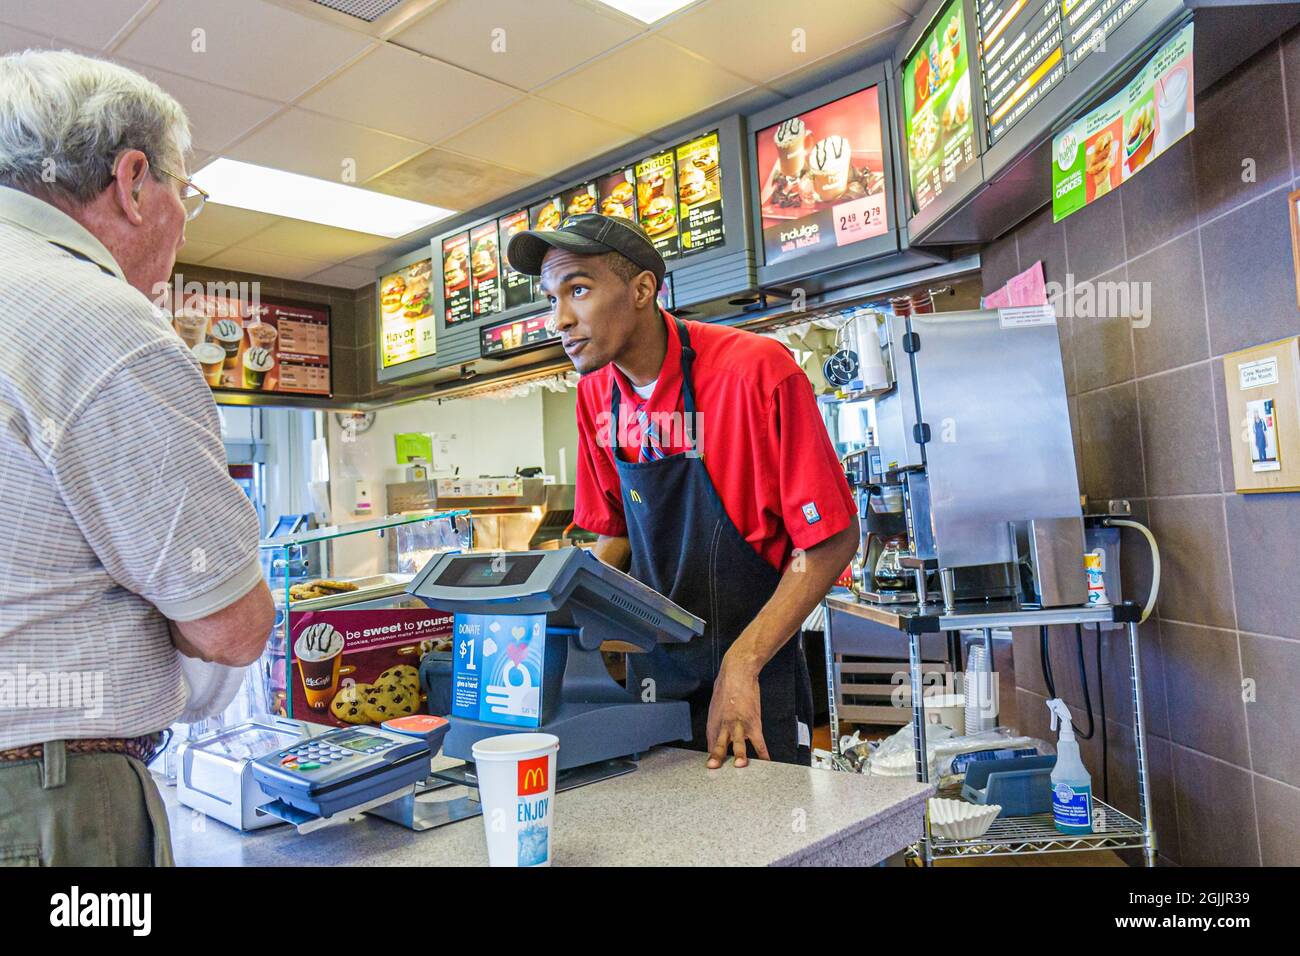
[
  {"left": 191, "top": 158, "right": 455, "bottom": 238},
  {"left": 593, "top": 0, "right": 696, "bottom": 24}
]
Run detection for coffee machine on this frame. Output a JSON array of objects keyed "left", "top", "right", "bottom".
[{"left": 828, "top": 298, "right": 1086, "bottom": 610}]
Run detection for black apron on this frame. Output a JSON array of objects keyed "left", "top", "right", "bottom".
[{"left": 615, "top": 321, "right": 813, "bottom": 766}]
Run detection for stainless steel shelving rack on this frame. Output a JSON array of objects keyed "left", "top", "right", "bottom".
[{"left": 823, "top": 595, "right": 1155, "bottom": 866}]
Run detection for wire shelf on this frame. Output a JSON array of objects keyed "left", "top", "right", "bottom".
[{"left": 923, "top": 797, "right": 1148, "bottom": 859}]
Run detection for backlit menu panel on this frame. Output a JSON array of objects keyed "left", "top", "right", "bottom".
[{"left": 979, "top": 0, "right": 1152, "bottom": 144}]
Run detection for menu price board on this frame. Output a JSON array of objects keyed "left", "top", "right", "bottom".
[
  {"left": 469, "top": 221, "right": 501, "bottom": 319},
  {"left": 172, "top": 293, "right": 331, "bottom": 395},
  {"left": 676, "top": 131, "right": 725, "bottom": 256},
  {"left": 379, "top": 258, "right": 434, "bottom": 368},
  {"left": 979, "top": 0, "right": 1067, "bottom": 145},
  {"left": 754, "top": 85, "right": 889, "bottom": 266},
  {"left": 597, "top": 168, "right": 637, "bottom": 219},
  {"left": 442, "top": 233, "right": 472, "bottom": 325},
  {"left": 1052, "top": 21, "right": 1192, "bottom": 221},
  {"left": 903, "top": 0, "right": 978, "bottom": 214},
  {"left": 979, "top": 0, "right": 1154, "bottom": 145},
  {"left": 498, "top": 209, "right": 533, "bottom": 310},
  {"left": 635, "top": 150, "right": 681, "bottom": 259},
  {"left": 480, "top": 314, "right": 556, "bottom": 358},
  {"left": 528, "top": 198, "right": 563, "bottom": 304}
]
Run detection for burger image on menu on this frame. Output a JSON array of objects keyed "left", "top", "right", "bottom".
[
  {"left": 532, "top": 198, "right": 562, "bottom": 232},
  {"left": 597, "top": 171, "right": 636, "bottom": 219},
  {"left": 401, "top": 273, "right": 430, "bottom": 319},
  {"left": 443, "top": 247, "right": 468, "bottom": 288},
  {"left": 471, "top": 235, "right": 498, "bottom": 280},
  {"left": 380, "top": 274, "right": 406, "bottom": 316},
  {"left": 563, "top": 183, "right": 598, "bottom": 217},
  {"left": 641, "top": 196, "right": 676, "bottom": 237}
]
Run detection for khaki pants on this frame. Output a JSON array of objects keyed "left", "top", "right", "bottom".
[{"left": 0, "top": 740, "right": 173, "bottom": 866}]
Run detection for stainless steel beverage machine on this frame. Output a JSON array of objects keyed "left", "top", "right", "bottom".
[{"left": 826, "top": 298, "right": 1085, "bottom": 610}]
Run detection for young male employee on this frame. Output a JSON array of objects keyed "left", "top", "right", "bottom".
[{"left": 507, "top": 214, "right": 858, "bottom": 767}]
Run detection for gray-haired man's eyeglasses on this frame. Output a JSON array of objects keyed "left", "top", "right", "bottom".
[{"left": 157, "top": 166, "right": 209, "bottom": 222}]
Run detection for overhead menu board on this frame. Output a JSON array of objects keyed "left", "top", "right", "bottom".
[
  {"left": 441, "top": 233, "right": 472, "bottom": 325},
  {"left": 675, "top": 131, "right": 725, "bottom": 256},
  {"left": 978, "top": 0, "right": 1154, "bottom": 145},
  {"left": 902, "top": 0, "right": 978, "bottom": 215},
  {"left": 174, "top": 293, "right": 332, "bottom": 396}
]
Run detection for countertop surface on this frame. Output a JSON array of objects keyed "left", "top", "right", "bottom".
[{"left": 161, "top": 747, "right": 932, "bottom": 867}]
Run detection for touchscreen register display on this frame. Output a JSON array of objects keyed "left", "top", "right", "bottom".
[{"left": 433, "top": 554, "right": 544, "bottom": 589}]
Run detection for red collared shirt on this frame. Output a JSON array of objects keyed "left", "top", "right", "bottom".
[{"left": 574, "top": 309, "right": 855, "bottom": 572}]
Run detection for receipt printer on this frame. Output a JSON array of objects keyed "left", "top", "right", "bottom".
[{"left": 407, "top": 549, "right": 704, "bottom": 771}]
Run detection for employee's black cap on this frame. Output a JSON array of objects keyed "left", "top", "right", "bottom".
[{"left": 506, "top": 212, "right": 665, "bottom": 288}]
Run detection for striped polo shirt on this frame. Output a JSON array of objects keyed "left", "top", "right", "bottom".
[{"left": 0, "top": 186, "right": 263, "bottom": 750}]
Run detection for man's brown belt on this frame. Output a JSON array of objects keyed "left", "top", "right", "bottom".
[{"left": 0, "top": 734, "right": 163, "bottom": 765}]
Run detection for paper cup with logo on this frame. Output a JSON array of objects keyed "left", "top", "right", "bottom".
[{"left": 472, "top": 733, "right": 559, "bottom": 867}]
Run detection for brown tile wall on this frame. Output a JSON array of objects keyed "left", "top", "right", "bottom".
[{"left": 983, "top": 32, "right": 1300, "bottom": 866}]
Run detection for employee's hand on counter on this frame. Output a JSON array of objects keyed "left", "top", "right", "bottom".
[{"left": 705, "top": 646, "right": 768, "bottom": 768}]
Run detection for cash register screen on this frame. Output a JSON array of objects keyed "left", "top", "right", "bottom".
[{"left": 432, "top": 554, "right": 544, "bottom": 588}]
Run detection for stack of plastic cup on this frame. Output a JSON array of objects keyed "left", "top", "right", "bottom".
[{"left": 472, "top": 733, "right": 559, "bottom": 867}]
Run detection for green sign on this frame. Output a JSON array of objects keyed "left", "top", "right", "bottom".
[
  {"left": 1053, "top": 23, "right": 1194, "bottom": 223},
  {"left": 902, "top": 0, "right": 977, "bottom": 215},
  {"left": 394, "top": 432, "right": 433, "bottom": 465}
]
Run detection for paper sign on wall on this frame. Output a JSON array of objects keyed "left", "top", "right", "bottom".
[{"left": 1239, "top": 357, "right": 1280, "bottom": 390}]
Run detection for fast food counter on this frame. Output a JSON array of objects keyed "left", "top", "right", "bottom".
[{"left": 158, "top": 747, "right": 931, "bottom": 867}]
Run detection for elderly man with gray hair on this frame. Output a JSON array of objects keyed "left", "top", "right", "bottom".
[{"left": 0, "top": 50, "right": 274, "bottom": 866}]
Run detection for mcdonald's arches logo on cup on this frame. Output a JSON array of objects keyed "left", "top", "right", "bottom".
[{"left": 518, "top": 754, "right": 548, "bottom": 795}]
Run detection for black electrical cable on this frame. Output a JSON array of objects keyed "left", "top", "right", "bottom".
[
  {"left": 1074, "top": 623, "right": 1095, "bottom": 741},
  {"left": 1039, "top": 626, "right": 1056, "bottom": 699},
  {"left": 1096, "top": 623, "right": 1109, "bottom": 802}
]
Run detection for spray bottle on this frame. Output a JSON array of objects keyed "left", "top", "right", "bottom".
[{"left": 1046, "top": 698, "right": 1093, "bottom": 834}]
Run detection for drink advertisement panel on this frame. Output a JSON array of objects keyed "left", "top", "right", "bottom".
[
  {"left": 172, "top": 290, "right": 331, "bottom": 395},
  {"left": 469, "top": 221, "right": 501, "bottom": 318},
  {"left": 597, "top": 168, "right": 637, "bottom": 220},
  {"left": 754, "top": 85, "right": 889, "bottom": 266},
  {"left": 379, "top": 258, "right": 434, "bottom": 368},
  {"left": 634, "top": 149, "right": 680, "bottom": 259},
  {"left": 442, "top": 232, "right": 473, "bottom": 325},
  {"left": 288, "top": 608, "right": 453, "bottom": 727},
  {"left": 1052, "top": 22, "right": 1193, "bottom": 222},
  {"left": 675, "top": 130, "right": 725, "bottom": 255},
  {"left": 498, "top": 209, "right": 533, "bottom": 310},
  {"left": 902, "top": 0, "right": 977, "bottom": 214}
]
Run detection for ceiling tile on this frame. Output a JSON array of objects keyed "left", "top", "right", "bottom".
[
  {"left": 175, "top": 238, "right": 225, "bottom": 264},
  {"left": 393, "top": 0, "right": 640, "bottom": 91},
  {"left": 115, "top": 0, "right": 373, "bottom": 101},
  {"left": 116, "top": 60, "right": 283, "bottom": 154},
  {"left": 183, "top": 203, "right": 281, "bottom": 246},
  {"left": 299, "top": 43, "right": 519, "bottom": 143},
  {"left": 304, "top": 262, "right": 378, "bottom": 289},
  {"left": 365, "top": 146, "right": 538, "bottom": 210},
  {"left": 440, "top": 97, "right": 638, "bottom": 178},
  {"left": 204, "top": 246, "right": 335, "bottom": 281},
  {"left": 344, "top": 249, "right": 405, "bottom": 270},
  {"left": 226, "top": 107, "right": 426, "bottom": 182},
  {"left": 0, "top": 0, "right": 148, "bottom": 50},
  {"left": 0, "top": 22, "right": 58, "bottom": 54},
  {"left": 242, "top": 219, "right": 394, "bottom": 261},
  {"left": 537, "top": 36, "right": 750, "bottom": 135},
  {"left": 656, "top": 0, "right": 909, "bottom": 86},
  {"left": 768, "top": 30, "right": 906, "bottom": 98}
]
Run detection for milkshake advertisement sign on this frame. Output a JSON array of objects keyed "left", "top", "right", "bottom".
[
  {"left": 754, "top": 85, "right": 889, "bottom": 266},
  {"left": 452, "top": 612, "right": 546, "bottom": 727},
  {"left": 1052, "top": 22, "right": 1194, "bottom": 223}
]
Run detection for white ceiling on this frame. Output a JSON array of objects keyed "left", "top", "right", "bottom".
[{"left": 0, "top": 0, "right": 925, "bottom": 288}]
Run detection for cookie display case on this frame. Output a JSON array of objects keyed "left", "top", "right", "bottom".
[{"left": 256, "top": 511, "right": 472, "bottom": 724}]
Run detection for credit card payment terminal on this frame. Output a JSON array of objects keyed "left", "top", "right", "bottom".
[{"left": 251, "top": 721, "right": 449, "bottom": 825}]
